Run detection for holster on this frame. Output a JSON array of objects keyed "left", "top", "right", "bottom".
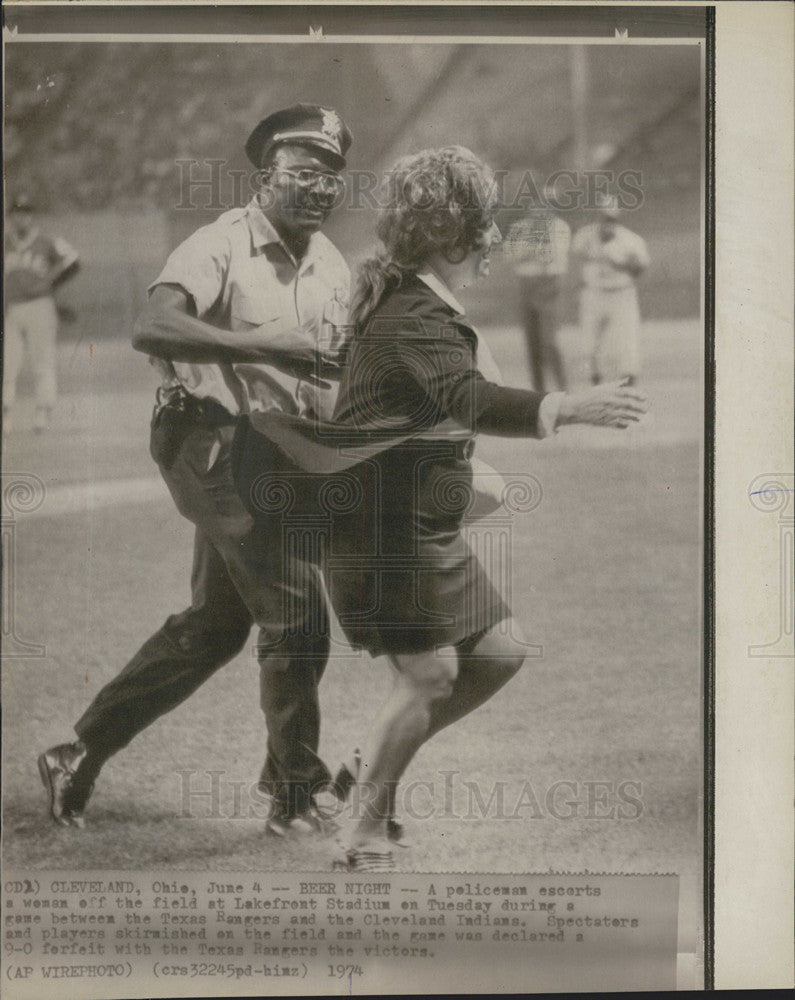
[{"left": 149, "top": 387, "right": 235, "bottom": 470}]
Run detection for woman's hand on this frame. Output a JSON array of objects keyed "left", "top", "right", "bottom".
[{"left": 557, "top": 380, "right": 649, "bottom": 429}]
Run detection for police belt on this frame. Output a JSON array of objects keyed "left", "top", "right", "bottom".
[{"left": 155, "top": 386, "right": 237, "bottom": 428}]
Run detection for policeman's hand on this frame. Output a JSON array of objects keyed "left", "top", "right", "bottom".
[{"left": 558, "top": 379, "right": 648, "bottom": 430}]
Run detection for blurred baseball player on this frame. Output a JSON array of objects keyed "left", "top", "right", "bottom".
[
  {"left": 571, "top": 193, "right": 650, "bottom": 385},
  {"left": 38, "top": 104, "right": 352, "bottom": 837},
  {"left": 503, "top": 187, "right": 570, "bottom": 392},
  {"left": 3, "top": 192, "right": 80, "bottom": 433}
]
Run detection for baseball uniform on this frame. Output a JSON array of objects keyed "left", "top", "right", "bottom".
[
  {"left": 572, "top": 221, "right": 650, "bottom": 383},
  {"left": 3, "top": 225, "right": 79, "bottom": 421}
]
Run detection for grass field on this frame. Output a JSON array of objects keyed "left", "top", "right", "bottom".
[{"left": 2, "top": 315, "right": 703, "bottom": 940}]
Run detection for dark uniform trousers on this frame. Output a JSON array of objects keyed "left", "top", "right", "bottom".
[{"left": 74, "top": 409, "right": 331, "bottom": 816}]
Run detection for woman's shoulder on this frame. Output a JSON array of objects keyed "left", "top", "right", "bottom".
[{"left": 365, "top": 274, "right": 464, "bottom": 337}]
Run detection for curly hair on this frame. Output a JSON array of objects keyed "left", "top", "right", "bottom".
[{"left": 349, "top": 146, "right": 499, "bottom": 329}]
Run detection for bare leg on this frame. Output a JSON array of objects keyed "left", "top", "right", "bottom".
[
  {"left": 349, "top": 621, "right": 526, "bottom": 845},
  {"left": 350, "top": 649, "right": 457, "bottom": 843},
  {"left": 427, "top": 623, "right": 526, "bottom": 738}
]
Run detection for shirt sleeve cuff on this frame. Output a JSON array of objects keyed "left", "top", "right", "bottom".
[{"left": 538, "top": 391, "right": 565, "bottom": 438}]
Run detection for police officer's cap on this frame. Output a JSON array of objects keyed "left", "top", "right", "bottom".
[{"left": 245, "top": 104, "right": 352, "bottom": 171}]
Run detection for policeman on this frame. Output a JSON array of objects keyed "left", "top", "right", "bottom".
[{"left": 39, "top": 105, "right": 353, "bottom": 837}]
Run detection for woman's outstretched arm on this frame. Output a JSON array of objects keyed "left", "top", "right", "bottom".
[{"left": 449, "top": 372, "right": 648, "bottom": 436}]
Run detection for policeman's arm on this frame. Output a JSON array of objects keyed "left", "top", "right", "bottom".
[{"left": 132, "top": 284, "right": 322, "bottom": 368}]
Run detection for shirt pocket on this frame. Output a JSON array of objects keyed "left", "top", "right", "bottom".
[{"left": 231, "top": 293, "right": 283, "bottom": 330}]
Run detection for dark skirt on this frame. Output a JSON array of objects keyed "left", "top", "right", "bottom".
[
  {"left": 328, "top": 439, "right": 512, "bottom": 657},
  {"left": 328, "top": 544, "right": 510, "bottom": 657},
  {"left": 232, "top": 419, "right": 511, "bottom": 658}
]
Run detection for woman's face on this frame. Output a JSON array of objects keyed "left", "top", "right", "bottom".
[{"left": 460, "top": 220, "right": 502, "bottom": 287}]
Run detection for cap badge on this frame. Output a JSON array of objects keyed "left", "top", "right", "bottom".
[{"left": 320, "top": 108, "right": 343, "bottom": 148}]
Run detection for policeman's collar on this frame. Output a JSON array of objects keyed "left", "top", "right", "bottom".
[
  {"left": 246, "top": 198, "right": 287, "bottom": 250},
  {"left": 246, "top": 197, "right": 328, "bottom": 269}
]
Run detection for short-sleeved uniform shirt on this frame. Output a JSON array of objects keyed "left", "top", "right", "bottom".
[
  {"left": 151, "top": 197, "right": 350, "bottom": 419},
  {"left": 571, "top": 223, "right": 650, "bottom": 291},
  {"left": 4, "top": 228, "right": 79, "bottom": 304}
]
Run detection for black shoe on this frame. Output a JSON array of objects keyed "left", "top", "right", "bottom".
[
  {"left": 265, "top": 811, "right": 316, "bottom": 839},
  {"left": 265, "top": 802, "right": 335, "bottom": 839},
  {"left": 38, "top": 742, "right": 95, "bottom": 828}
]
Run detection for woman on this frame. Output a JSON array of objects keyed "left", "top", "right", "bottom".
[{"left": 234, "top": 146, "right": 647, "bottom": 871}]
